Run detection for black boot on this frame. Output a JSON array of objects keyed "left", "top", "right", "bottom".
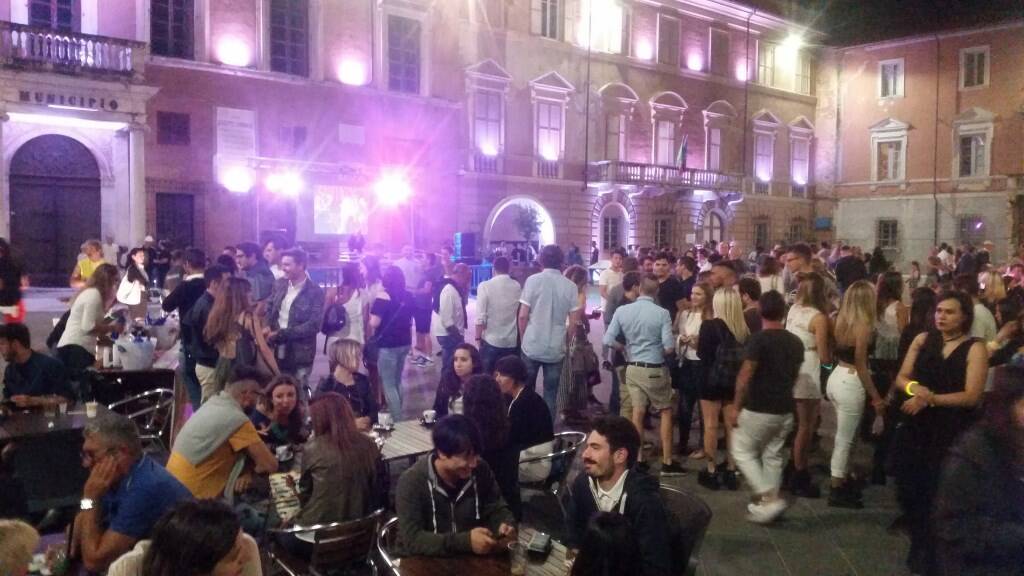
[
  {"left": 790, "top": 469, "right": 821, "bottom": 499},
  {"left": 828, "top": 481, "right": 864, "bottom": 509},
  {"left": 719, "top": 463, "right": 740, "bottom": 491},
  {"left": 781, "top": 460, "right": 796, "bottom": 490},
  {"left": 698, "top": 467, "right": 721, "bottom": 491}
]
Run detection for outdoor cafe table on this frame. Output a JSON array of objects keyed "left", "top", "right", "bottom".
[
  {"left": 379, "top": 419, "right": 435, "bottom": 464},
  {"left": 396, "top": 527, "right": 569, "bottom": 576}
]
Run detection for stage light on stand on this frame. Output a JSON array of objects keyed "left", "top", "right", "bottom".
[
  {"left": 265, "top": 172, "right": 304, "bottom": 197},
  {"left": 374, "top": 172, "right": 412, "bottom": 207},
  {"left": 220, "top": 165, "right": 254, "bottom": 194}
]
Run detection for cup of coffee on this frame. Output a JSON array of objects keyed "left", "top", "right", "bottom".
[
  {"left": 378, "top": 412, "right": 393, "bottom": 429},
  {"left": 85, "top": 401, "right": 99, "bottom": 418},
  {"left": 422, "top": 409, "right": 437, "bottom": 424}
]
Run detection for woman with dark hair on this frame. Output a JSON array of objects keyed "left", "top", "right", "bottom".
[
  {"left": 463, "top": 374, "right": 520, "bottom": 518},
  {"left": 57, "top": 263, "right": 121, "bottom": 380},
  {"left": 325, "top": 262, "right": 366, "bottom": 344},
  {"left": 898, "top": 288, "right": 938, "bottom": 365},
  {"left": 370, "top": 265, "right": 414, "bottom": 418},
  {"left": 433, "top": 342, "right": 482, "bottom": 416},
  {"left": 933, "top": 365, "right": 1024, "bottom": 575},
  {"left": 756, "top": 256, "right": 783, "bottom": 294},
  {"left": 570, "top": 512, "right": 642, "bottom": 576},
  {"left": 989, "top": 298, "right": 1024, "bottom": 370},
  {"left": 868, "top": 271, "right": 907, "bottom": 484},
  {"left": 117, "top": 247, "right": 150, "bottom": 321},
  {"left": 250, "top": 375, "right": 306, "bottom": 450},
  {"left": 892, "top": 290, "right": 988, "bottom": 575},
  {"left": 215, "top": 253, "right": 238, "bottom": 276},
  {"left": 133, "top": 499, "right": 258, "bottom": 576}
]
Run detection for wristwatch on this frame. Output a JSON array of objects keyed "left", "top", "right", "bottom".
[{"left": 80, "top": 498, "right": 95, "bottom": 511}]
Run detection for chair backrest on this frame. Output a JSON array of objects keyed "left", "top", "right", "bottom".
[
  {"left": 309, "top": 508, "right": 385, "bottom": 572},
  {"left": 376, "top": 516, "right": 400, "bottom": 575},
  {"left": 106, "top": 388, "right": 175, "bottom": 449},
  {"left": 548, "top": 430, "right": 586, "bottom": 487},
  {"left": 659, "top": 484, "right": 712, "bottom": 576}
]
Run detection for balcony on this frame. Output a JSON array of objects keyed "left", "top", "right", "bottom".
[
  {"left": 588, "top": 160, "right": 743, "bottom": 193},
  {"left": 0, "top": 22, "right": 146, "bottom": 80}
]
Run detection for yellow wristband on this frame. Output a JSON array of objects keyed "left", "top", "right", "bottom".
[{"left": 905, "top": 381, "right": 918, "bottom": 396}]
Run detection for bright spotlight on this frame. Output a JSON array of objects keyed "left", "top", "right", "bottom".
[
  {"left": 782, "top": 34, "right": 804, "bottom": 50},
  {"left": 220, "top": 165, "right": 254, "bottom": 194},
  {"left": 374, "top": 173, "right": 412, "bottom": 207},
  {"left": 265, "top": 172, "right": 304, "bottom": 197}
]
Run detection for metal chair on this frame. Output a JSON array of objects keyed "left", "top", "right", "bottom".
[
  {"left": 106, "top": 388, "right": 175, "bottom": 453},
  {"left": 659, "top": 484, "right": 712, "bottom": 576},
  {"left": 518, "top": 430, "right": 587, "bottom": 521},
  {"left": 267, "top": 508, "right": 386, "bottom": 576},
  {"left": 375, "top": 516, "right": 400, "bottom": 576}
]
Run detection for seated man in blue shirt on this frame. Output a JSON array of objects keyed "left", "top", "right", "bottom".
[
  {"left": 603, "top": 275, "right": 683, "bottom": 476},
  {"left": 72, "top": 413, "right": 192, "bottom": 572},
  {"left": 0, "top": 323, "right": 74, "bottom": 408}
]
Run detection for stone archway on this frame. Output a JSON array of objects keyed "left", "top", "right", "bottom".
[
  {"left": 591, "top": 190, "right": 637, "bottom": 252},
  {"left": 693, "top": 199, "right": 736, "bottom": 245},
  {"left": 483, "top": 195, "right": 557, "bottom": 250},
  {"left": 9, "top": 134, "right": 101, "bottom": 285}
]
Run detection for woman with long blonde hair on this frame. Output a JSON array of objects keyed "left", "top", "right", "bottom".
[
  {"left": 826, "top": 280, "right": 885, "bottom": 508},
  {"left": 696, "top": 288, "right": 749, "bottom": 490},
  {"left": 675, "top": 281, "right": 714, "bottom": 459}
]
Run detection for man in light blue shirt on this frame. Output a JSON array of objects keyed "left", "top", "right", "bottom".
[
  {"left": 518, "top": 245, "right": 581, "bottom": 416},
  {"left": 604, "top": 275, "right": 684, "bottom": 476}
]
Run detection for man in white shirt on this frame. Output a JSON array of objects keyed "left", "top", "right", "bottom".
[
  {"left": 598, "top": 248, "right": 625, "bottom": 310},
  {"left": 266, "top": 249, "right": 325, "bottom": 394},
  {"left": 431, "top": 263, "right": 471, "bottom": 371},
  {"left": 475, "top": 257, "right": 521, "bottom": 373},
  {"left": 955, "top": 274, "right": 997, "bottom": 341}
]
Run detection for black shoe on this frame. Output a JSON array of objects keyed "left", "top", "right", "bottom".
[
  {"left": 660, "top": 461, "right": 687, "bottom": 477},
  {"left": 781, "top": 460, "right": 796, "bottom": 490},
  {"left": 871, "top": 466, "right": 887, "bottom": 486},
  {"left": 697, "top": 469, "right": 720, "bottom": 490},
  {"left": 828, "top": 483, "right": 864, "bottom": 509},
  {"left": 789, "top": 470, "right": 821, "bottom": 499},
  {"left": 720, "top": 468, "right": 740, "bottom": 491}
]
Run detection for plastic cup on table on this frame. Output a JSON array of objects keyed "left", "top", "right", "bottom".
[
  {"left": 509, "top": 541, "right": 528, "bottom": 576},
  {"left": 86, "top": 401, "right": 99, "bottom": 418}
]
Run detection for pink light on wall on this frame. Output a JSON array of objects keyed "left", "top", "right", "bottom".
[
  {"left": 338, "top": 58, "right": 367, "bottom": 86},
  {"left": 686, "top": 53, "right": 704, "bottom": 72},
  {"left": 480, "top": 142, "right": 498, "bottom": 157},
  {"left": 540, "top": 143, "right": 559, "bottom": 162},
  {"left": 374, "top": 172, "right": 412, "bottom": 207},
  {"left": 216, "top": 37, "right": 252, "bottom": 67},
  {"left": 635, "top": 39, "right": 654, "bottom": 61}
]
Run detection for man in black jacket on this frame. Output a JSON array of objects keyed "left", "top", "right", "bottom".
[
  {"left": 162, "top": 249, "right": 208, "bottom": 408},
  {"left": 266, "top": 249, "right": 325, "bottom": 396},
  {"left": 183, "top": 265, "right": 230, "bottom": 404},
  {"left": 566, "top": 416, "right": 675, "bottom": 576}
]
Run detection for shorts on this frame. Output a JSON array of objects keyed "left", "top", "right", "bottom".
[
  {"left": 625, "top": 365, "right": 674, "bottom": 411},
  {"left": 413, "top": 306, "right": 432, "bottom": 334}
]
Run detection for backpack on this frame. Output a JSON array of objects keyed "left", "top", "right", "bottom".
[
  {"left": 320, "top": 298, "right": 349, "bottom": 336},
  {"left": 708, "top": 326, "right": 744, "bottom": 391}
]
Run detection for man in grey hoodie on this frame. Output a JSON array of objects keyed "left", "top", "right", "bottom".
[{"left": 395, "top": 414, "right": 516, "bottom": 557}]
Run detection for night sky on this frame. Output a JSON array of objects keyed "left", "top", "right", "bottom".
[{"left": 751, "top": 0, "right": 1023, "bottom": 45}]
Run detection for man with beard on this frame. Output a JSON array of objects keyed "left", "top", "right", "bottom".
[{"left": 565, "top": 416, "right": 674, "bottom": 576}]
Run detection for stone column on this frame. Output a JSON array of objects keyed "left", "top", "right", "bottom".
[
  {"left": 309, "top": 0, "right": 325, "bottom": 81},
  {"left": 128, "top": 122, "right": 147, "bottom": 245},
  {"left": 0, "top": 112, "right": 8, "bottom": 240}
]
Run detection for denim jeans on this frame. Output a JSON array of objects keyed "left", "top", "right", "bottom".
[
  {"left": 437, "top": 334, "right": 464, "bottom": 373},
  {"left": 179, "top": 349, "right": 202, "bottom": 409},
  {"left": 522, "top": 354, "right": 563, "bottom": 416},
  {"left": 378, "top": 345, "right": 410, "bottom": 419},
  {"left": 480, "top": 340, "right": 519, "bottom": 374}
]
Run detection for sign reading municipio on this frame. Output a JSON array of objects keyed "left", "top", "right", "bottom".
[{"left": 18, "top": 90, "right": 119, "bottom": 111}]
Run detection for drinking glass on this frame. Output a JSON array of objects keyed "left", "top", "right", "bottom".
[{"left": 508, "top": 542, "right": 527, "bottom": 576}]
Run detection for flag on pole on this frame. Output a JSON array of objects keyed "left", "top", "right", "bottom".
[{"left": 676, "top": 134, "right": 688, "bottom": 168}]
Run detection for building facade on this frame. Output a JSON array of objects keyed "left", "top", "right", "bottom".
[
  {"left": 817, "top": 21, "right": 1024, "bottom": 267},
  {"left": 0, "top": 0, "right": 823, "bottom": 283}
]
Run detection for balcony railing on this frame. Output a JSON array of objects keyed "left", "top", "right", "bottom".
[
  {"left": 471, "top": 152, "right": 500, "bottom": 174},
  {"left": 536, "top": 159, "right": 560, "bottom": 179},
  {"left": 0, "top": 22, "right": 146, "bottom": 79},
  {"left": 588, "top": 161, "right": 743, "bottom": 192}
]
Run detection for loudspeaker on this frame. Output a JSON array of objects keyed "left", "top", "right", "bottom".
[{"left": 454, "top": 232, "right": 476, "bottom": 260}]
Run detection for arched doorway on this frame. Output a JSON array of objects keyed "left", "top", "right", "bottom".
[
  {"left": 483, "top": 196, "right": 556, "bottom": 254},
  {"left": 10, "top": 135, "right": 101, "bottom": 286},
  {"left": 703, "top": 211, "right": 725, "bottom": 244},
  {"left": 599, "top": 202, "right": 629, "bottom": 251}
]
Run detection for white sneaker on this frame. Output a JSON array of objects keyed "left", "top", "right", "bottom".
[{"left": 746, "top": 498, "right": 788, "bottom": 524}]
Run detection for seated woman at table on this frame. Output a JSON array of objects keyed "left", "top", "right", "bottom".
[
  {"left": 433, "top": 343, "right": 482, "bottom": 417},
  {"left": 56, "top": 263, "right": 121, "bottom": 382},
  {"left": 0, "top": 323, "right": 74, "bottom": 409},
  {"left": 250, "top": 375, "right": 307, "bottom": 451},
  {"left": 570, "top": 513, "right": 641, "bottom": 576},
  {"left": 0, "top": 519, "right": 39, "bottom": 576},
  {"left": 317, "top": 338, "right": 377, "bottom": 431},
  {"left": 493, "top": 356, "right": 555, "bottom": 483},
  {"left": 277, "top": 393, "right": 380, "bottom": 558},
  {"left": 463, "top": 374, "right": 521, "bottom": 520},
  {"left": 107, "top": 499, "right": 263, "bottom": 576}
]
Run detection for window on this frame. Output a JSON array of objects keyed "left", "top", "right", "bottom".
[
  {"left": 787, "top": 220, "right": 806, "bottom": 244},
  {"left": 151, "top": 0, "right": 193, "bottom": 59},
  {"left": 797, "top": 52, "right": 812, "bottom": 94},
  {"left": 958, "top": 133, "right": 986, "bottom": 177},
  {"left": 602, "top": 215, "right": 621, "bottom": 251},
  {"left": 791, "top": 138, "right": 810, "bottom": 190},
  {"left": 605, "top": 114, "right": 626, "bottom": 161},
  {"left": 388, "top": 15, "right": 421, "bottom": 94},
  {"left": 754, "top": 133, "right": 773, "bottom": 183},
  {"left": 654, "top": 218, "right": 671, "bottom": 247},
  {"left": 757, "top": 42, "right": 775, "bottom": 87},
  {"left": 704, "top": 212, "right": 724, "bottom": 243},
  {"left": 474, "top": 90, "right": 502, "bottom": 155},
  {"left": 579, "top": 0, "right": 623, "bottom": 54},
  {"left": 707, "top": 128, "right": 721, "bottom": 172},
  {"left": 278, "top": 126, "right": 307, "bottom": 154},
  {"left": 156, "top": 112, "right": 191, "bottom": 146},
  {"left": 655, "top": 120, "right": 676, "bottom": 166},
  {"left": 960, "top": 46, "right": 988, "bottom": 89},
  {"left": 29, "top": 0, "right": 75, "bottom": 32},
  {"left": 536, "top": 100, "right": 563, "bottom": 161},
  {"left": 531, "top": 0, "right": 561, "bottom": 40},
  {"left": 657, "top": 14, "right": 679, "bottom": 67},
  {"left": 877, "top": 219, "right": 899, "bottom": 250},
  {"left": 958, "top": 215, "right": 985, "bottom": 245},
  {"left": 875, "top": 140, "right": 903, "bottom": 181},
  {"left": 753, "top": 220, "right": 769, "bottom": 250},
  {"left": 709, "top": 29, "right": 729, "bottom": 76},
  {"left": 879, "top": 59, "right": 904, "bottom": 98},
  {"left": 269, "top": 0, "right": 308, "bottom": 76}
]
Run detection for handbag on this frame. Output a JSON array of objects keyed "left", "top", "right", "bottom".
[
  {"left": 116, "top": 275, "right": 142, "bottom": 305},
  {"left": 320, "top": 294, "right": 349, "bottom": 336},
  {"left": 708, "top": 328, "right": 744, "bottom": 391}
]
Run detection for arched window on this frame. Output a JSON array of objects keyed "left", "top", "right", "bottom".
[
  {"left": 600, "top": 203, "right": 629, "bottom": 251},
  {"left": 704, "top": 211, "right": 724, "bottom": 243}
]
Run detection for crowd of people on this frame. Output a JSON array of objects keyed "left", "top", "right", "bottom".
[{"left": 1, "top": 231, "right": 1024, "bottom": 576}]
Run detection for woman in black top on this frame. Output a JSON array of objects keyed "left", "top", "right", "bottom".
[
  {"left": 434, "top": 343, "right": 482, "bottom": 416},
  {"left": 318, "top": 338, "right": 377, "bottom": 431},
  {"left": 893, "top": 290, "right": 988, "bottom": 575},
  {"left": 463, "top": 374, "right": 521, "bottom": 519},
  {"left": 989, "top": 298, "right": 1024, "bottom": 369},
  {"left": 370, "top": 266, "right": 414, "bottom": 419}
]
